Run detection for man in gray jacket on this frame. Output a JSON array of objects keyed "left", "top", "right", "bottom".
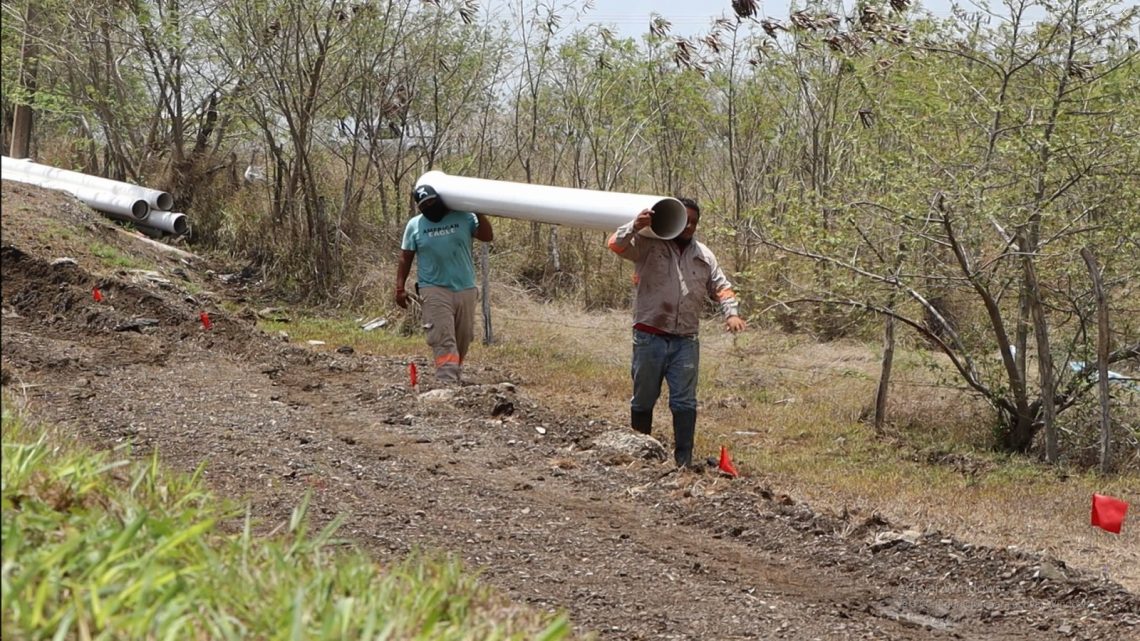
[{"left": 607, "top": 198, "right": 746, "bottom": 467}]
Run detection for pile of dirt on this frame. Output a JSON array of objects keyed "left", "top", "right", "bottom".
[{"left": 2, "top": 179, "right": 1137, "bottom": 640}]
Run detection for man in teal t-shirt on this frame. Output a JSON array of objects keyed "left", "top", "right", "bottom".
[{"left": 395, "top": 184, "right": 494, "bottom": 383}]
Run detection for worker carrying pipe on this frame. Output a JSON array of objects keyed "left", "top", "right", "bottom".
[
  {"left": 607, "top": 199, "right": 747, "bottom": 468},
  {"left": 395, "top": 184, "right": 494, "bottom": 384},
  {"left": 399, "top": 170, "right": 691, "bottom": 384}
]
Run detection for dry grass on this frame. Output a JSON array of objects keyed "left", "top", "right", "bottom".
[{"left": 473, "top": 295, "right": 1140, "bottom": 592}]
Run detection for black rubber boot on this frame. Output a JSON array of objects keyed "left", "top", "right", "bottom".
[
  {"left": 672, "top": 409, "right": 696, "bottom": 467},
  {"left": 631, "top": 409, "right": 653, "bottom": 435}
]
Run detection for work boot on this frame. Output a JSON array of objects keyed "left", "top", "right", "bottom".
[
  {"left": 631, "top": 409, "right": 653, "bottom": 435},
  {"left": 435, "top": 365, "right": 461, "bottom": 385},
  {"left": 672, "top": 409, "right": 696, "bottom": 467}
]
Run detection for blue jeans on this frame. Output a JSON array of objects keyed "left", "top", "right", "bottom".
[{"left": 630, "top": 329, "right": 699, "bottom": 415}]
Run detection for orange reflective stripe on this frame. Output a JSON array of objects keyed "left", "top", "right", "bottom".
[
  {"left": 435, "top": 353, "right": 461, "bottom": 367},
  {"left": 716, "top": 288, "right": 736, "bottom": 301},
  {"left": 607, "top": 233, "right": 627, "bottom": 254}
]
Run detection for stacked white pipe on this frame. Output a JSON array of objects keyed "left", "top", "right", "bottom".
[{"left": 1, "top": 156, "right": 188, "bottom": 236}]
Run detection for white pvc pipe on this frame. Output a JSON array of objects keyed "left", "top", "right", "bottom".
[
  {"left": 140, "top": 211, "right": 189, "bottom": 236},
  {"left": 3, "top": 165, "right": 150, "bottom": 220},
  {"left": 414, "top": 171, "right": 687, "bottom": 240},
  {"left": 2, "top": 156, "right": 173, "bottom": 211}
]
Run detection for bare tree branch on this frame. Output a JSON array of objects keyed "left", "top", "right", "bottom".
[{"left": 776, "top": 297, "right": 1007, "bottom": 410}]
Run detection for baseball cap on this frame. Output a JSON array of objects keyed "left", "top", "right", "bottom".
[{"left": 413, "top": 185, "right": 439, "bottom": 207}]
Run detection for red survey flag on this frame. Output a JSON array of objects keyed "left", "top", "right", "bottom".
[
  {"left": 409, "top": 362, "right": 418, "bottom": 387},
  {"left": 199, "top": 311, "right": 212, "bottom": 330},
  {"left": 92, "top": 287, "right": 103, "bottom": 302},
  {"left": 718, "top": 445, "right": 739, "bottom": 478},
  {"left": 1091, "top": 494, "right": 1128, "bottom": 534}
]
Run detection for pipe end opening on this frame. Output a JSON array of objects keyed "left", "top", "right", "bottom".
[
  {"left": 173, "top": 215, "right": 189, "bottom": 236},
  {"left": 649, "top": 198, "right": 688, "bottom": 240},
  {"left": 155, "top": 192, "right": 174, "bottom": 211},
  {"left": 131, "top": 201, "right": 150, "bottom": 220}
]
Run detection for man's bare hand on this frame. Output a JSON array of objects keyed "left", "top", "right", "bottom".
[
  {"left": 632, "top": 209, "right": 654, "bottom": 231},
  {"left": 725, "top": 315, "right": 747, "bottom": 333},
  {"left": 395, "top": 288, "right": 409, "bottom": 309}
]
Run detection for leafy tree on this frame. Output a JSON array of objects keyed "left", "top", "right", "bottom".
[{"left": 757, "top": 0, "right": 1139, "bottom": 458}]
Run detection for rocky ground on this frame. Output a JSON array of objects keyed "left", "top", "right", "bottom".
[{"left": 2, "top": 179, "right": 1138, "bottom": 640}]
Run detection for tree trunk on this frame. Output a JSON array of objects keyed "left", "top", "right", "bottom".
[
  {"left": 1081, "top": 248, "right": 1112, "bottom": 473},
  {"left": 1015, "top": 287, "right": 1029, "bottom": 400},
  {"left": 1003, "top": 410, "right": 1038, "bottom": 453},
  {"left": 873, "top": 313, "right": 895, "bottom": 433},
  {"left": 9, "top": 3, "right": 39, "bottom": 159},
  {"left": 1024, "top": 255, "right": 1056, "bottom": 462},
  {"left": 938, "top": 195, "right": 1032, "bottom": 450}
]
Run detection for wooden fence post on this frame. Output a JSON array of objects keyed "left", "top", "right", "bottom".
[{"left": 481, "top": 242, "right": 493, "bottom": 345}]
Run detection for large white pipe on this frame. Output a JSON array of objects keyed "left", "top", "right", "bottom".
[
  {"left": 2, "top": 156, "right": 173, "bottom": 211},
  {"left": 3, "top": 165, "right": 150, "bottom": 221},
  {"left": 414, "top": 171, "right": 687, "bottom": 240},
  {"left": 140, "top": 211, "right": 189, "bottom": 236}
]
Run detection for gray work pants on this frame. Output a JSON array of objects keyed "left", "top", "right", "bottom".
[{"left": 420, "top": 286, "right": 477, "bottom": 382}]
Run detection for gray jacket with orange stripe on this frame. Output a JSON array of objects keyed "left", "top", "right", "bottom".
[{"left": 608, "top": 220, "right": 740, "bottom": 336}]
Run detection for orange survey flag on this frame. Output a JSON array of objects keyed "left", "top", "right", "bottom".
[
  {"left": 718, "top": 446, "right": 739, "bottom": 478},
  {"left": 1091, "top": 494, "right": 1128, "bottom": 534}
]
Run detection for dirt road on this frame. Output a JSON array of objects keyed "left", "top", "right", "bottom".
[{"left": 2, "top": 181, "right": 1137, "bottom": 639}]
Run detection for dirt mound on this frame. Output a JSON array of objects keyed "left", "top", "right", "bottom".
[{"left": 3, "top": 179, "right": 1137, "bottom": 640}]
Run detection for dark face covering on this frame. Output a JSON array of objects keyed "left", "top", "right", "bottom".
[{"left": 419, "top": 198, "right": 449, "bottom": 223}]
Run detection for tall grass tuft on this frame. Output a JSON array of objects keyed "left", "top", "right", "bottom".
[{"left": 1, "top": 403, "right": 572, "bottom": 641}]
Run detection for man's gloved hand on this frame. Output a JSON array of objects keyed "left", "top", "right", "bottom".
[{"left": 395, "top": 287, "right": 409, "bottom": 309}]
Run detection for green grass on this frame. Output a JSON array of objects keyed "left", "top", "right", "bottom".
[
  {"left": 43, "top": 220, "right": 77, "bottom": 242},
  {"left": 89, "top": 241, "right": 150, "bottom": 270},
  {"left": 0, "top": 401, "right": 573, "bottom": 641}
]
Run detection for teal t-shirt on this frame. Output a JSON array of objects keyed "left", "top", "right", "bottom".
[{"left": 401, "top": 210, "right": 479, "bottom": 291}]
